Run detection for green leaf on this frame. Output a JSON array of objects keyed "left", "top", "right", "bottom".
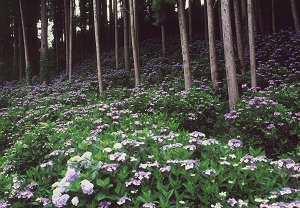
[{"left": 96, "top": 194, "right": 107, "bottom": 201}]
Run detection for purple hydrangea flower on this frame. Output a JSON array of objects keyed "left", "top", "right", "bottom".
[
  {"left": 228, "top": 139, "right": 243, "bottom": 150},
  {"left": 0, "top": 200, "right": 10, "bottom": 208},
  {"left": 227, "top": 198, "right": 237, "bottom": 207},
  {"left": 52, "top": 194, "right": 70, "bottom": 208},
  {"left": 117, "top": 197, "right": 131, "bottom": 205},
  {"left": 99, "top": 201, "right": 111, "bottom": 208},
  {"left": 81, "top": 179, "right": 94, "bottom": 195}
]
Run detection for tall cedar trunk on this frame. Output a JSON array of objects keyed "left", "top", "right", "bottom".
[
  {"left": 188, "top": 0, "right": 192, "bottom": 43},
  {"left": 257, "top": 0, "right": 264, "bottom": 36},
  {"left": 18, "top": 19, "right": 23, "bottom": 81},
  {"left": 272, "top": 0, "right": 276, "bottom": 33},
  {"left": 252, "top": 0, "right": 257, "bottom": 36},
  {"left": 221, "top": 0, "right": 239, "bottom": 110},
  {"left": 241, "top": 0, "right": 248, "bottom": 61},
  {"left": 290, "top": 0, "right": 300, "bottom": 33},
  {"left": 178, "top": 0, "right": 192, "bottom": 90},
  {"left": 80, "top": 0, "right": 87, "bottom": 60},
  {"left": 13, "top": 15, "right": 19, "bottom": 80},
  {"left": 233, "top": 0, "right": 246, "bottom": 74},
  {"left": 129, "top": 0, "right": 141, "bottom": 87},
  {"left": 69, "top": 0, "right": 73, "bottom": 82},
  {"left": 64, "top": 0, "right": 69, "bottom": 74},
  {"left": 123, "top": 0, "right": 130, "bottom": 71},
  {"left": 133, "top": 0, "right": 140, "bottom": 66},
  {"left": 218, "top": 0, "right": 223, "bottom": 41},
  {"left": 204, "top": 0, "right": 208, "bottom": 41},
  {"left": 19, "top": 0, "right": 32, "bottom": 85},
  {"left": 161, "top": 24, "right": 166, "bottom": 56},
  {"left": 207, "top": 0, "right": 218, "bottom": 87},
  {"left": 93, "top": 0, "right": 104, "bottom": 93},
  {"left": 40, "top": 0, "right": 48, "bottom": 85},
  {"left": 54, "top": 24, "right": 59, "bottom": 74},
  {"left": 248, "top": 0, "right": 257, "bottom": 89},
  {"left": 114, "top": 0, "right": 119, "bottom": 69}
]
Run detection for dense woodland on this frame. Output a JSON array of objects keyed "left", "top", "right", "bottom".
[
  {"left": 0, "top": 0, "right": 299, "bottom": 100},
  {"left": 0, "top": 0, "right": 300, "bottom": 207}
]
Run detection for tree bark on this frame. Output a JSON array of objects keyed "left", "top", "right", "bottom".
[
  {"left": 272, "top": 0, "right": 276, "bottom": 33},
  {"left": 129, "top": 0, "right": 141, "bottom": 87},
  {"left": 178, "top": 0, "right": 192, "bottom": 90},
  {"left": 40, "top": 0, "right": 48, "bottom": 85},
  {"left": 290, "top": 0, "right": 300, "bottom": 33},
  {"left": 248, "top": 0, "right": 257, "bottom": 89},
  {"left": 123, "top": 0, "right": 130, "bottom": 71},
  {"left": 233, "top": 0, "right": 246, "bottom": 74},
  {"left": 93, "top": 0, "right": 104, "bottom": 93},
  {"left": 18, "top": 19, "right": 23, "bottom": 81},
  {"left": 257, "top": 0, "right": 264, "bottom": 36},
  {"left": 64, "top": 0, "right": 69, "bottom": 75},
  {"left": 221, "top": 0, "right": 239, "bottom": 110},
  {"left": 69, "top": 0, "right": 73, "bottom": 82},
  {"left": 19, "top": 0, "right": 32, "bottom": 85},
  {"left": 204, "top": 0, "right": 208, "bottom": 41},
  {"left": 188, "top": 0, "right": 192, "bottom": 43},
  {"left": 207, "top": 0, "right": 218, "bottom": 87},
  {"left": 114, "top": 0, "right": 119, "bottom": 69}
]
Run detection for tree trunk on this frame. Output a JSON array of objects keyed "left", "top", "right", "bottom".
[
  {"left": 188, "top": 0, "right": 192, "bottom": 43},
  {"left": 19, "top": 0, "right": 32, "bottom": 85},
  {"left": 93, "top": 0, "right": 104, "bottom": 93},
  {"left": 207, "top": 0, "right": 218, "bottom": 87},
  {"left": 178, "top": 0, "right": 192, "bottom": 90},
  {"left": 221, "top": 0, "right": 239, "bottom": 110},
  {"left": 290, "top": 0, "right": 300, "bottom": 33},
  {"left": 257, "top": 0, "right": 264, "bottom": 36},
  {"left": 123, "top": 0, "right": 130, "bottom": 71},
  {"left": 241, "top": 0, "right": 249, "bottom": 61},
  {"left": 114, "top": 0, "right": 119, "bottom": 69},
  {"left": 13, "top": 15, "right": 19, "bottom": 80},
  {"left": 64, "top": 0, "right": 69, "bottom": 75},
  {"left": 69, "top": 0, "right": 73, "bottom": 82},
  {"left": 218, "top": 0, "right": 223, "bottom": 41},
  {"left": 204, "top": 0, "right": 208, "bottom": 41},
  {"left": 233, "top": 0, "right": 246, "bottom": 74},
  {"left": 248, "top": 0, "right": 257, "bottom": 89},
  {"left": 18, "top": 19, "right": 23, "bottom": 81},
  {"left": 272, "top": 0, "right": 276, "bottom": 33},
  {"left": 40, "top": 0, "right": 48, "bottom": 85},
  {"left": 129, "top": 0, "right": 141, "bottom": 87}
]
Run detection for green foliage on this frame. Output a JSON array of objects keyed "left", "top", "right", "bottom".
[
  {"left": 1, "top": 29, "right": 300, "bottom": 207},
  {"left": 39, "top": 51, "right": 48, "bottom": 84}
]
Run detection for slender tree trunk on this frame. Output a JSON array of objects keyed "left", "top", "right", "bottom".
[
  {"left": 218, "top": 0, "right": 223, "bottom": 41},
  {"left": 129, "top": 0, "right": 141, "bottom": 87},
  {"left": 114, "top": 0, "right": 119, "bottom": 69},
  {"left": 272, "top": 0, "right": 276, "bottom": 33},
  {"left": 207, "top": 0, "right": 218, "bottom": 87},
  {"left": 123, "top": 0, "right": 130, "bottom": 71},
  {"left": 257, "top": 0, "right": 264, "bottom": 36},
  {"left": 248, "top": 0, "right": 257, "bottom": 89},
  {"left": 19, "top": 0, "right": 32, "bottom": 85},
  {"left": 69, "top": 0, "right": 73, "bottom": 82},
  {"left": 18, "top": 19, "right": 23, "bottom": 81},
  {"left": 233, "top": 0, "right": 246, "bottom": 74},
  {"left": 93, "top": 0, "right": 104, "bottom": 93},
  {"left": 204, "top": 0, "right": 208, "bottom": 41},
  {"left": 178, "top": 0, "right": 192, "bottom": 90},
  {"left": 188, "top": 0, "right": 193, "bottom": 43},
  {"left": 13, "top": 15, "right": 19, "bottom": 80},
  {"left": 221, "top": 0, "right": 239, "bottom": 110},
  {"left": 252, "top": 0, "right": 257, "bottom": 36},
  {"left": 290, "top": 0, "right": 300, "bottom": 33},
  {"left": 54, "top": 26, "right": 59, "bottom": 74},
  {"left": 241, "top": 0, "right": 249, "bottom": 61},
  {"left": 40, "top": 0, "right": 48, "bottom": 85},
  {"left": 161, "top": 24, "right": 166, "bottom": 56},
  {"left": 64, "top": 0, "right": 69, "bottom": 74}
]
